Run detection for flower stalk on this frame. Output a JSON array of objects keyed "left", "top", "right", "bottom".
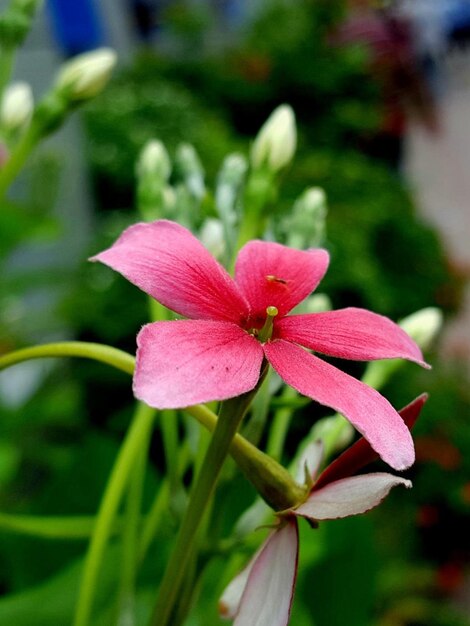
[{"left": 148, "top": 365, "right": 268, "bottom": 626}]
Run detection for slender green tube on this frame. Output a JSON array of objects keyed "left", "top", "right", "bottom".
[
  {"left": 0, "top": 513, "right": 121, "bottom": 539},
  {"left": 0, "top": 122, "right": 40, "bottom": 200},
  {"left": 73, "top": 403, "right": 155, "bottom": 626},
  {"left": 116, "top": 417, "right": 153, "bottom": 625},
  {"left": 0, "top": 342, "right": 135, "bottom": 375},
  {"left": 148, "top": 383, "right": 264, "bottom": 626}
]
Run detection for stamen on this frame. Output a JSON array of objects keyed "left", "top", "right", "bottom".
[
  {"left": 266, "top": 275, "right": 288, "bottom": 285},
  {"left": 258, "top": 306, "right": 278, "bottom": 343}
]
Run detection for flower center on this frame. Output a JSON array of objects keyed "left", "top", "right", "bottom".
[{"left": 257, "top": 306, "right": 278, "bottom": 343}]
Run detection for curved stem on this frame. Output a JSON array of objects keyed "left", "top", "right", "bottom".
[
  {"left": 148, "top": 386, "right": 261, "bottom": 626},
  {"left": 0, "top": 342, "right": 135, "bottom": 375},
  {"left": 73, "top": 403, "right": 155, "bottom": 626},
  {"left": 0, "top": 513, "right": 121, "bottom": 539},
  {"left": 0, "top": 122, "right": 40, "bottom": 200}
]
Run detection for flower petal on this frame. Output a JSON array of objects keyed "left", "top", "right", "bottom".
[
  {"left": 295, "top": 473, "right": 412, "bottom": 520},
  {"left": 278, "top": 308, "right": 428, "bottom": 366},
  {"left": 91, "top": 220, "right": 249, "bottom": 323},
  {"left": 235, "top": 241, "right": 329, "bottom": 318},
  {"left": 315, "top": 394, "right": 428, "bottom": 489},
  {"left": 219, "top": 545, "right": 264, "bottom": 620},
  {"left": 134, "top": 320, "right": 263, "bottom": 409},
  {"left": 234, "top": 522, "right": 299, "bottom": 626},
  {"left": 263, "top": 340, "right": 415, "bottom": 470}
]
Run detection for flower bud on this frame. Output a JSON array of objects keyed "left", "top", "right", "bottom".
[
  {"left": 1, "top": 81, "right": 33, "bottom": 131},
  {"left": 199, "top": 218, "right": 225, "bottom": 260},
  {"left": 251, "top": 104, "right": 296, "bottom": 172},
  {"left": 399, "top": 307, "right": 443, "bottom": 352},
  {"left": 136, "top": 139, "right": 171, "bottom": 182},
  {"left": 55, "top": 48, "right": 117, "bottom": 101},
  {"left": 362, "top": 307, "right": 442, "bottom": 391},
  {"left": 285, "top": 186, "right": 327, "bottom": 249},
  {"left": 175, "top": 143, "right": 205, "bottom": 199}
]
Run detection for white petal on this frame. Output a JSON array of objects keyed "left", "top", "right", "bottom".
[
  {"left": 234, "top": 522, "right": 298, "bottom": 626},
  {"left": 219, "top": 544, "right": 263, "bottom": 620},
  {"left": 295, "top": 473, "right": 412, "bottom": 520}
]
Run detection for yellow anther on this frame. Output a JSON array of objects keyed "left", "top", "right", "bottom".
[{"left": 266, "top": 275, "right": 288, "bottom": 285}]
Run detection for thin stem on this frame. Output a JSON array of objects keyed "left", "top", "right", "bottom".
[
  {"left": 138, "top": 441, "right": 191, "bottom": 564},
  {"left": 0, "top": 513, "right": 122, "bottom": 539},
  {"left": 116, "top": 419, "right": 153, "bottom": 626},
  {"left": 161, "top": 409, "right": 180, "bottom": 496},
  {"left": 233, "top": 171, "right": 273, "bottom": 263},
  {"left": 148, "top": 387, "right": 261, "bottom": 626},
  {"left": 0, "top": 46, "right": 14, "bottom": 102},
  {"left": 73, "top": 403, "right": 155, "bottom": 626},
  {"left": 0, "top": 122, "right": 40, "bottom": 200},
  {"left": 266, "top": 386, "right": 298, "bottom": 460},
  {"left": 0, "top": 342, "right": 135, "bottom": 375},
  {"left": 147, "top": 296, "right": 183, "bottom": 503}
]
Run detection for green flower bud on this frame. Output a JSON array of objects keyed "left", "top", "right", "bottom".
[{"left": 136, "top": 139, "right": 171, "bottom": 182}]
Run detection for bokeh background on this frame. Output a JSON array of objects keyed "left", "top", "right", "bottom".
[{"left": 0, "top": 1, "right": 470, "bottom": 624}]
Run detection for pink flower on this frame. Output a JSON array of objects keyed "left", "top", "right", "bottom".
[
  {"left": 92, "top": 220, "right": 427, "bottom": 470},
  {"left": 219, "top": 395, "right": 427, "bottom": 626}
]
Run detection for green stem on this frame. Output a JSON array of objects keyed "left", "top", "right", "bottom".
[
  {"left": 188, "top": 404, "right": 306, "bottom": 511},
  {"left": 116, "top": 417, "right": 153, "bottom": 626},
  {"left": 161, "top": 409, "right": 180, "bottom": 496},
  {"left": 73, "top": 403, "right": 155, "bottom": 626},
  {"left": 233, "top": 171, "right": 273, "bottom": 267},
  {"left": 0, "top": 46, "right": 14, "bottom": 102},
  {"left": 148, "top": 386, "right": 261, "bottom": 626},
  {"left": 266, "top": 386, "right": 298, "bottom": 460},
  {"left": 138, "top": 441, "right": 191, "bottom": 564},
  {"left": 0, "top": 122, "right": 40, "bottom": 200},
  {"left": 0, "top": 513, "right": 122, "bottom": 539},
  {"left": 0, "top": 342, "right": 135, "bottom": 375}
]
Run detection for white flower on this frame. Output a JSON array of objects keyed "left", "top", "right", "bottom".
[
  {"left": 1, "top": 82, "right": 33, "bottom": 131},
  {"left": 251, "top": 105, "right": 297, "bottom": 172},
  {"left": 56, "top": 48, "right": 117, "bottom": 101}
]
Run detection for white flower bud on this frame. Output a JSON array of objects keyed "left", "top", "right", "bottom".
[
  {"left": 1, "top": 82, "right": 33, "bottom": 131},
  {"left": 399, "top": 307, "right": 443, "bottom": 351},
  {"left": 56, "top": 48, "right": 117, "bottom": 101},
  {"left": 199, "top": 218, "right": 225, "bottom": 259},
  {"left": 137, "top": 140, "right": 171, "bottom": 182},
  {"left": 251, "top": 104, "right": 297, "bottom": 172}
]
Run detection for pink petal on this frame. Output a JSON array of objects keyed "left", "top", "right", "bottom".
[
  {"left": 278, "top": 308, "right": 428, "bottom": 366},
  {"left": 234, "top": 241, "right": 329, "bottom": 319},
  {"left": 295, "top": 473, "right": 412, "bottom": 520},
  {"left": 263, "top": 340, "right": 415, "bottom": 470},
  {"left": 315, "top": 394, "right": 428, "bottom": 489},
  {"left": 219, "top": 545, "right": 264, "bottom": 620},
  {"left": 91, "top": 220, "right": 249, "bottom": 323},
  {"left": 234, "top": 522, "right": 299, "bottom": 626},
  {"left": 134, "top": 320, "right": 263, "bottom": 409}
]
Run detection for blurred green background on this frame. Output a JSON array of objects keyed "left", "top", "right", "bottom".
[{"left": 0, "top": 1, "right": 469, "bottom": 624}]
